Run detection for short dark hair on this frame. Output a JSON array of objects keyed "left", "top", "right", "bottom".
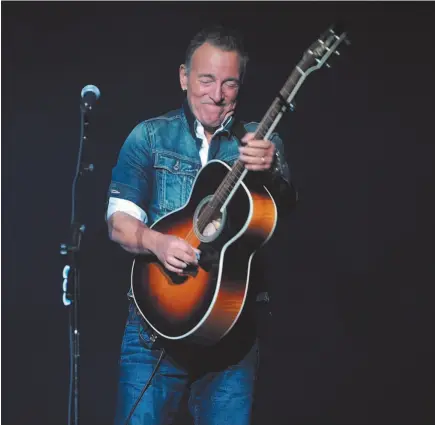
[{"left": 184, "top": 25, "right": 249, "bottom": 81}]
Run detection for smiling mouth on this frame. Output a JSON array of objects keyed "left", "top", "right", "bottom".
[
  {"left": 202, "top": 102, "right": 225, "bottom": 107},
  {"left": 205, "top": 105, "right": 226, "bottom": 113}
]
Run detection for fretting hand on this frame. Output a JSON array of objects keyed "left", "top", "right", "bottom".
[{"left": 238, "top": 132, "right": 275, "bottom": 171}]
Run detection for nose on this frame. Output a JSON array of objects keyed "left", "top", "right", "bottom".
[{"left": 209, "top": 84, "right": 224, "bottom": 104}]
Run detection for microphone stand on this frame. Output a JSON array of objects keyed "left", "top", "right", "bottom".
[{"left": 60, "top": 100, "right": 96, "bottom": 425}]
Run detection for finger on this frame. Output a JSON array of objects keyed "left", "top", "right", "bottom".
[
  {"left": 245, "top": 163, "right": 271, "bottom": 171},
  {"left": 164, "top": 262, "right": 185, "bottom": 274},
  {"left": 174, "top": 238, "right": 201, "bottom": 260},
  {"left": 239, "top": 146, "right": 272, "bottom": 158},
  {"left": 239, "top": 141, "right": 274, "bottom": 155},
  {"left": 175, "top": 238, "right": 196, "bottom": 254},
  {"left": 242, "top": 139, "right": 272, "bottom": 149},
  {"left": 173, "top": 247, "right": 198, "bottom": 265},
  {"left": 239, "top": 153, "right": 274, "bottom": 166},
  {"left": 241, "top": 132, "right": 256, "bottom": 144},
  {"left": 243, "top": 152, "right": 274, "bottom": 170},
  {"left": 166, "top": 255, "right": 188, "bottom": 269}
]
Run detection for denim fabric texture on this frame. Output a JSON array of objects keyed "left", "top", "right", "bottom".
[{"left": 114, "top": 303, "right": 260, "bottom": 425}]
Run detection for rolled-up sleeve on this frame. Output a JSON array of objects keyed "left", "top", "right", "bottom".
[{"left": 106, "top": 122, "right": 152, "bottom": 223}]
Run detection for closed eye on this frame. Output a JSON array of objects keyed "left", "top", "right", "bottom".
[{"left": 224, "top": 81, "right": 239, "bottom": 89}]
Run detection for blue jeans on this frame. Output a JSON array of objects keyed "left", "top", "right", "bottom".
[{"left": 114, "top": 302, "right": 260, "bottom": 425}]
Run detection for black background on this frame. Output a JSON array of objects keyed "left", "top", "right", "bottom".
[{"left": 2, "top": 2, "right": 434, "bottom": 425}]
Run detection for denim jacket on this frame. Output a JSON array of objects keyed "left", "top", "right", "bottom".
[{"left": 108, "top": 101, "right": 294, "bottom": 226}]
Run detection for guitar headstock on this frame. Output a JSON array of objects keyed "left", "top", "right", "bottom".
[{"left": 299, "top": 24, "right": 350, "bottom": 74}]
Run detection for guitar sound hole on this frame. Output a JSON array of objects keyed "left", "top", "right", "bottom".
[{"left": 193, "top": 195, "right": 227, "bottom": 243}]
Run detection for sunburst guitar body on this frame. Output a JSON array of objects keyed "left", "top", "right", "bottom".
[{"left": 131, "top": 160, "right": 277, "bottom": 346}]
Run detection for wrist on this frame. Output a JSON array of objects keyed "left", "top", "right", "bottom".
[{"left": 142, "top": 227, "right": 162, "bottom": 255}]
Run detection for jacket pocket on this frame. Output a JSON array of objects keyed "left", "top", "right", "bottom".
[{"left": 153, "top": 151, "right": 199, "bottom": 212}]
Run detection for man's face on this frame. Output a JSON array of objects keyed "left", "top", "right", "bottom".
[{"left": 180, "top": 42, "right": 241, "bottom": 133}]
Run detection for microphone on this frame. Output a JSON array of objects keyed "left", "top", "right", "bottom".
[{"left": 80, "top": 84, "right": 101, "bottom": 112}]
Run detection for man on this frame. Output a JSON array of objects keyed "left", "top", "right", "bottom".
[{"left": 107, "top": 25, "right": 297, "bottom": 425}]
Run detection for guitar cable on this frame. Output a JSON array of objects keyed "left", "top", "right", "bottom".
[{"left": 122, "top": 326, "right": 166, "bottom": 425}]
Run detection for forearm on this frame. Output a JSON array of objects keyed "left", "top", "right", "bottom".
[{"left": 108, "top": 211, "right": 161, "bottom": 255}]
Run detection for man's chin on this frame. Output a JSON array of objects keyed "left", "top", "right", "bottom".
[
  {"left": 201, "top": 117, "right": 222, "bottom": 131},
  {"left": 199, "top": 110, "right": 233, "bottom": 132}
]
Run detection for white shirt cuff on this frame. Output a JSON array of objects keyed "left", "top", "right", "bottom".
[{"left": 106, "top": 197, "right": 147, "bottom": 223}]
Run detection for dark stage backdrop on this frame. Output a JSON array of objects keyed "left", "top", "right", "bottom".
[{"left": 2, "top": 2, "right": 434, "bottom": 425}]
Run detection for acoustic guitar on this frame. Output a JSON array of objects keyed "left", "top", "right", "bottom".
[{"left": 131, "top": 25, "right": 350, "bottom": 345}]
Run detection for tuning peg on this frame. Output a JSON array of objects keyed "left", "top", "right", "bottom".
[
  {"left": 326, "top": 62, "right": 331, "bottom": 68},
  {"left": 334, "top": 50, "right": 340, "bottom": 56}
]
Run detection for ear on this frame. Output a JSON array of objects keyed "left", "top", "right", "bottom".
[{"left": 179, "top": 64, "right": 188, "bottom": 91}]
